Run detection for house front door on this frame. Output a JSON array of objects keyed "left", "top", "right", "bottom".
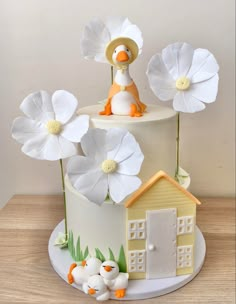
[{"left": 146, "top": 208, "right": 177, "bottom": 279}]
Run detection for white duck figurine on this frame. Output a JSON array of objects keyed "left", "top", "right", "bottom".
[
  {"left": 100, "top": 260, "right": 129, "bottom": 299},
  {"left": 99, "top": 37, "right": 146, "bottom": 117},
  {"left": 83, "top": 275, "right": 110, "bottom": 301},
  {"left": 67, "top": 257, "right": 102, "bottom": 285}
]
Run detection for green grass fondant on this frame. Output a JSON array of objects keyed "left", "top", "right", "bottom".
[
  {"left": 108, "top": 248, "right": 116, "bottom": 261},
  {"left": 68, "top": 231, "right": 127, "bottom": 271},
  {"left": 68, "top": 231, "right": 89, "bottom": 262},
  {"left": 117, "top": 245, "right": 127, "bottom": 273}
]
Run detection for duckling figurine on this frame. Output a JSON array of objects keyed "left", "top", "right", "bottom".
[
  {"left": 83, "top": 275, "right": 110, "bottom": 301},
  {"left": 99, "top": 37, "right": 147, "bottom": 117},
  {"left": 100, "top": 260, "right": 129, "bottom": 299},
  {"left": 67, "top": 257, "right": 102, "bottom": 286}
]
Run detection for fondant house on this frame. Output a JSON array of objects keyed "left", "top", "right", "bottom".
[{"left": 125, "top": 170, "right": 201, "bottom": 280}]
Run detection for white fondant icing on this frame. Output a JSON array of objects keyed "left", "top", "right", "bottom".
[
  {"left": 78, "top": 104, "right": 177, "bottom": 183},
  {"left": 111, "top": 91, "right": 136, "bottom": 115},
  {"left": 114, "top": 66, "right": 132, "bottom": 85},
  {"left": 146, "top": 209, "right": 177, "bottom": 279},
  {"left": 65, "top": 175, "right": 125, "bottom": 256},
  {"left": 83, "top": 275, "right": 110, "bottom": 301},
  {"left": 100, "top": 261, "right": 129, "bottom": 292}
]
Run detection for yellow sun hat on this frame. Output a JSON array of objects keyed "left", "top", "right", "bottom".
[{"left": 105, "top": 37, "right": 139, "bottom": 66}]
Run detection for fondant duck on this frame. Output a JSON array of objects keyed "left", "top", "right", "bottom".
[
  {"left": 100, "top": 260, "right": 129, "bottom": 299},
  {"left": 100, "top": 37, "right": 146, "bottom": 117},
  {"left": 67, "top": 257, "right": 102, "bottom": 285},
  {"left": 83, "top": 275, "right": 110, "bottom": 301}
]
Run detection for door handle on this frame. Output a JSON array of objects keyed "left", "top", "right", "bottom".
[{"left": 148, "top": 244, "right": 155, "bottom": 251}]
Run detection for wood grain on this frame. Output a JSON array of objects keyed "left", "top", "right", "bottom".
[{"left": 0, "top": 196, "right": 235, "bottom": 304}]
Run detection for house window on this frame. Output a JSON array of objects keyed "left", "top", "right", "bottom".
[
  {"left": 128, "top": 250, "right": 146, "bottom": 272},
  {"left": 177, "top": 216, "right": 195, "bottom": 235},
  {"left": 177, "top": 245, "right": 193, "bottom": 268},
  {"left": 128, "top": 220, "right": 146, "bottom": 240}
]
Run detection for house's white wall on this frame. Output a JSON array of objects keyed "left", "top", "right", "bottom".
[{"left": 0, "top": 0, "right": 235, "bottom": 208}]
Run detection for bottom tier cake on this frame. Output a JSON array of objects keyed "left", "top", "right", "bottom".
[{"left": 49, "top": 220, "right": 206, "bottom": 300}]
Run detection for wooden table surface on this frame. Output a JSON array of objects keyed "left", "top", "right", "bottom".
[{"left": 0, "top": 196, "right": 235, "bottom": 304}]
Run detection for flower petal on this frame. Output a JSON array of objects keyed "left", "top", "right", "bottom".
[
  {"left": 81, "top": 17, "right": 111, "bottom": 63},
  {"left": 81, "top": 128, "right": 107, "bottom": 161},
  {"left": 173, "top": 91, "right": 206, "bottom": 113},
  {"left": 187, "top": 48, "right": 219, "bottom": 83},
  {"left": 67, "top": 155, "right": 98, "bottom": 185},
  {"left": 108, "top": 174, "right": 142, "bottom": 203},
  {"left": 73, "top": 170, "right": 108, "bottom": 206},
  {"left": 105, "top": 16, "right": 131, "bottom": 39},
  {"left": 146, "top": 53, "right": 176, "bottom": 101},
  {"left": 52, "top": 90, "right": 78, "bottom": 124},
  {"left": 22, "top": 134, "right": 77, "bottom": 160},
  {"left": 107, "top": 129, "right": 140, "bottom": 163},
  {"left": 105, "top": 16, "right": 143, "bottom": 53},
  {"left": 190, "top": 74, "right": 219, "bottom": 103},
  {"left": 21, "top": 133, "right": 49, "bottom": 160},
  {"left": 117, "top": 143, "right": 144, "bottom": 175},
  {"left": 61, "top": 115, "right": 89, "bottom": 143},
  {"left": 121, "top": 24, "right": 143, "bottom": 53},
  {"left": 162, "top": 42, "right": 194, "bottom": 80},
  {"left": 12, "top": 117, "right": 45, "bottom": 144},
  {"left": 20, "top": 91, "right": 54, "bottom": 122}
]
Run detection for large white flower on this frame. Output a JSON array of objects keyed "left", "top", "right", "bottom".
[
  {"left": 12, "top": 90, "right": 89, "bottom": 161},
  {"left": 81, "top": 16, "right": 143, "bottom": 63},
  {"left": 67, "top": 128, "right": 144, "bottom": 205},
  {"left": 147, "top": 42, "right": 219, "bottom": 113}
]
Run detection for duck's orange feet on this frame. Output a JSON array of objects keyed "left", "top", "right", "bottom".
[
  {"left": 99, "top": 103, "right": 112, "bottom": 116},
  {"left": 130, "top": 103, "right": 142, "bottom": 117},
  {"left": 67, "top": 273, "right": 74, "bottom": 284},
  {"left": 115, "top": 289, "right": 126, "bottom": 298},
  {"left": 67, "top": 263, "right": 77, "bottom": 284}
]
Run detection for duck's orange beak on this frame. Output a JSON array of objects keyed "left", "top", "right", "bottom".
[
  {"left": 88, "top": 288, "right": 96, "bottom": 295},
  {"left": 104, "top": 265, "right": 112, "bottom": 272},
  {"left": 116, "top": 51, "right": 129, "bottom": 62},
  {"left": 81, "top": 260, "right": 86, "bottom": 267}
]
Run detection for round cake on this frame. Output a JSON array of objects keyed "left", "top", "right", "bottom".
[{"left": 65, "top": 104, "right": 178, "bottom": 261}]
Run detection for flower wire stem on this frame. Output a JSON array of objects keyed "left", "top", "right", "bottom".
[
  {"left": 175, "top": 112, "right": 180, "bottom": 180},
  {"left": 59, "top": 159, "right": 68, "bottom": 241},
  {"left": 111, "top": 66, "right": 114, "bottom": 84}
]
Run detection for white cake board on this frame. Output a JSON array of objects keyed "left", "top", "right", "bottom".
[{"left": 48, "top": 220, "right": 206, "bottom": 301}]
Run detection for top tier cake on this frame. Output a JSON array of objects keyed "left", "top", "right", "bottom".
[{"left": 78, "top": 104, "right": 177, "bottom": 182}]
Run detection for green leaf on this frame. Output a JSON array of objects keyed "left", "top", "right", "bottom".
[
  {"left": 97, "top": 248, "right": 106, "bottom": 262},
  {"left": 84, "top": 246, "right": 89, "bottom": 259},
  {"left": 117, "top": 245, "right": 127, "bottom": 273},
  {"left": 68, "top": 231, "right": 72, "bottom": 253},
  {"left": 76, "top": 236, "right": 81, "bottom": 261},
  {"left": 108, "top": 248, "right": 116, "bottom": 261},
  {"left": 95, "top": 248, "right": 100, "bottom": 259},
  {"left": 80, "top": 249, "right": 84, "bottom": 261},
  {"left": 71, "top": 233, "right": 75, "bottom": 260}
]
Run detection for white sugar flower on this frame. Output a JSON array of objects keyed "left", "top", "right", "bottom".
[
  {"left": 147, "top": 42, "right": 219, "bottom": 113},
  {"left": 67, "top": 128, "right": 144, "bottom": 205},
  {"left": 81, "top": 16, "right": 143, "bottom": 63},
  {"left": 12, "top": 90, "right": 89, "bottom": 161}
]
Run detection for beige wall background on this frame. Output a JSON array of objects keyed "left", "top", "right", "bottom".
[{"left": 0, "top": 0, "right": 235, "bottom": 208}]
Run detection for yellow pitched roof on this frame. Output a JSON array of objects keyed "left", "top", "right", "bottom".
[{"left": 125, "top": 170, "right": 201, "bottom": 208}]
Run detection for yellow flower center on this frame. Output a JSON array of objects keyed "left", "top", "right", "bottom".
[
  {"left": 46, "top": 120, "right": 62, "bottom": 135},
  {"left": 175, "top": 76, "right": 191, "bottom": 91},
  {"left": 101, "top": 159, "right": 117, "bottom": 174}
]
